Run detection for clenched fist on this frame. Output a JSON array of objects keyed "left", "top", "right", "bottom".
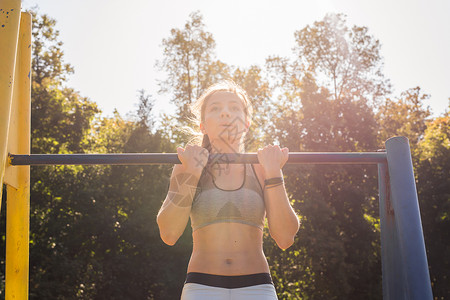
[
  {"left": 177, "top": 145, "right": 209, "bottom": 176},
  {"left": 257, "top": 145, "right": 289, "bottom": 172}
]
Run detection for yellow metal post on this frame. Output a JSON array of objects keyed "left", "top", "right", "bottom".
[
  {"left": 4, "top": 11, "right": 31, "bottom": 189},
  {"left": 0, "top": 0, "right": 22, "bottom": 207},
  {"left": 4, "top": 8, "right": 32, "bottom": 300}
]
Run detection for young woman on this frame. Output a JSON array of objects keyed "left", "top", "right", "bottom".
[{"left": 156, "top": 81, "right": 300, "bottom": 300}]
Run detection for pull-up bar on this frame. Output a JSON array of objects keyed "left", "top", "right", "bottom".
[{"left": 9, "top": 152, "right": 387, "bottom": 165}]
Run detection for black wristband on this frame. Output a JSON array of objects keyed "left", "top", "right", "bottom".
[
  {"left": 265, "top": 182, "right": 284, "bottom": 190},
  {"left": 264, "top": 177, "right": 283, "bottom": 186}
]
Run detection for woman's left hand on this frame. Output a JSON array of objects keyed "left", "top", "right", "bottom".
[{"left": 257, "top": 145, "right": 289, "bottom": 172}]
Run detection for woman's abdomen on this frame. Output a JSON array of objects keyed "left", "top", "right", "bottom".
[{"left": 188, "top": 223, "right": 270, "bottom": 275}]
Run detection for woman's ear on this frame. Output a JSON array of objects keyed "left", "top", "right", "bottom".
[
  {"left": 200, "top": 122, "right": 206, "bottom": 134},
  {"left": 245, "top": 119, "right": 251, "bottom": 131}
]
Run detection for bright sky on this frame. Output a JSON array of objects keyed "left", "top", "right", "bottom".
[{"left": 22, "top": 0, "right": 450, "bottom": 123}]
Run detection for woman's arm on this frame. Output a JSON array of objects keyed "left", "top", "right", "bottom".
[
  {"left": 156, "top": 164, "right": 202, "bottom": 246},
  {"left": 263, "top": 167, "right": 299, "bottom": 250},
  {"left": 257, "top": 145, "right": 299, "bottom": 250}
]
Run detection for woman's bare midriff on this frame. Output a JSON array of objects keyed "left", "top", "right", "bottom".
[{"left": 187, "top": 222, "right": 270, "bottom": 275}]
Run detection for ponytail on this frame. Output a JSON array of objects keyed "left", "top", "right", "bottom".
[
  {"left": 199, "top": 134, "right": 212, "bottom": 178},
  {"left": 201, "top": 134, "right": 212, "bottom": 153}
]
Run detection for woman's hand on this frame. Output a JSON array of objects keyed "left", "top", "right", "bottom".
[
  {"left": 257, "top": 145, "right": 289, "bottom": 173},
  {"left": 177, "top": 145, "right": 209, "bottom": 176}
]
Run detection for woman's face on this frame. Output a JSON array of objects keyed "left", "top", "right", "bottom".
[{"left": 200, "top": 91, "right": 250, "bottom": 145}]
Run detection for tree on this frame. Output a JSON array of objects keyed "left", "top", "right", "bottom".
[
  {"left": 232, "top": 65, "right": 272, "bottom": 151},
  {"left": 264, "top": 76, "right": 381, "bottom": 299},
  {"left": 30, "top": 8, "right": 74, "bottom": 85},
  {"left": 415, "top": 114, "right": 450, "bottom": 299},
  {"left": 377, "top": 86, "right": 432, "bottom": 149},
  {"left": 134, "top": 89, "right": 155, "bottom": 131},
  {"left": 293, "top": 13, "right": 390, "bottom": 104},
  {"left": 156, "top": 11, "right": 230, "bottom": 123},
  {"left": 29, "top": 9, "right": 99, "bottom": 154},
  {"left": 263, "top": 14, "right": 385, "bottom": 299},
  {"left": 0, "top": 8, "right": 185, "bottom": 299}
]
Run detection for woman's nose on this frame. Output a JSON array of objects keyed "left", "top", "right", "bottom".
[{"left": 221, "top": 109, "right": 230, "bottom": 118}]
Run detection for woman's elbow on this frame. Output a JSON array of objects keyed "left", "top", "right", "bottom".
[
  {"left": 160, "top": 233, "right": 179, "bottom": 246},
  {"left": 157, "top": 226, "right": 180, "bottom": 246},
  {"left": 271, "top": 225, "right": 299, "bottom": 250},
  {"left": 275, "top": 237, "right": 295, "bottom": 250},
  {"left": 156, "top": 217, "right": 180, "bottom": 246}
]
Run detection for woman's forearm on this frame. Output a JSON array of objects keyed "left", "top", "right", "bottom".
[
  {"left": 264, "top": 168, "right": 300, "bottom": 250},
  {"left": 157, "top": 170, "right": 201, "bottom": 245}
]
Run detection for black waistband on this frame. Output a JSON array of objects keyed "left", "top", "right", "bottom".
[{"left": 185, "top": 272, "right": 273, "bottom": 289}]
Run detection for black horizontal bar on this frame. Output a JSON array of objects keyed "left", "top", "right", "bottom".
[{"left": 9, "top": 152, "right": 387, "bottom": 166}]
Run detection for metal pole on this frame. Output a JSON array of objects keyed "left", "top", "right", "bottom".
[
  {"left": 0, "top": 0, "right": 22, "bottom": 206},
  {"left": 378, "top": 163, "right": 407, "bottom": 299},
  {"left": 5, "top": 10, "right": 31, "bottom": 300},
  {"left": 385, "top": 136, "right": 433, "bottom": 300},
  {"left": 9, "top": 152, "right": 387, "bottom": 166}
]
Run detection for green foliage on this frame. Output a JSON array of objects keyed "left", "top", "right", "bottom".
[
  {"left": 156, "top": 11, "right": 231, "bottom": 123},
  {"left": 26, "top": 104, "right": 189, "bottom": 298},
  {"left": 0, "top": 8, "right": 188, "bottom": 299},
  {"left": 28, "top": 9, "right": 99, "bottom": 155},
  {"left": 232, "top": 66, "right": 272, "bottom": 151},
  {"left": 293, "top": 13, "right": 391, "bottom": 104},
  {"left": 377, "top": 87, "right": 432, "bottom": 149},
  {"left": 263, "top": 13, "right": 389, "bottom": 299},
  {"left": 264, "top": 74, "right": 382, "bottom": 298},
  {"left": 29, "top": 9, "right": 74, "bottom": 85},
  {"left": 415, "top": 115, "right": 450, "bottom": 299}
]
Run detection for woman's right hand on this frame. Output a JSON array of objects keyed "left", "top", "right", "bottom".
[{"left": 177, "top": 145, "right": 209, "bottom": 176}]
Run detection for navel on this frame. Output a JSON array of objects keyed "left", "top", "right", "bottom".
[{"left": 225, "top": 258, "right": 233, "bottom": 265}]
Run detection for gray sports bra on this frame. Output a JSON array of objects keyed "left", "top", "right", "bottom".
[{"left": 190, "top": 164, "right": 265, "bottom": 231}]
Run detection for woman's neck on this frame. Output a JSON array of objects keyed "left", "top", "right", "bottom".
[{"left": 209, "top": 138, "right": 243, "bottom": 154}]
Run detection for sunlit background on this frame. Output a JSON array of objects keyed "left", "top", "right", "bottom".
[{"left": 22, "top": 0, "right": 449, "bottom": 120}]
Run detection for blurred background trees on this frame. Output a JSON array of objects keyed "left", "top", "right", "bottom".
[{"left": 0, "top": 9, "right": 448, "bottom": 300}]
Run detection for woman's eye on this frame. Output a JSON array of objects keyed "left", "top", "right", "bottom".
[{"left": 209, "top": 106, "right": 240, "bottom": 112}]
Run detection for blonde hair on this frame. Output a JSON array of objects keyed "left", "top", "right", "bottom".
[{"left": 185, "top": 80, "right": 253, "bottom": 153}]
